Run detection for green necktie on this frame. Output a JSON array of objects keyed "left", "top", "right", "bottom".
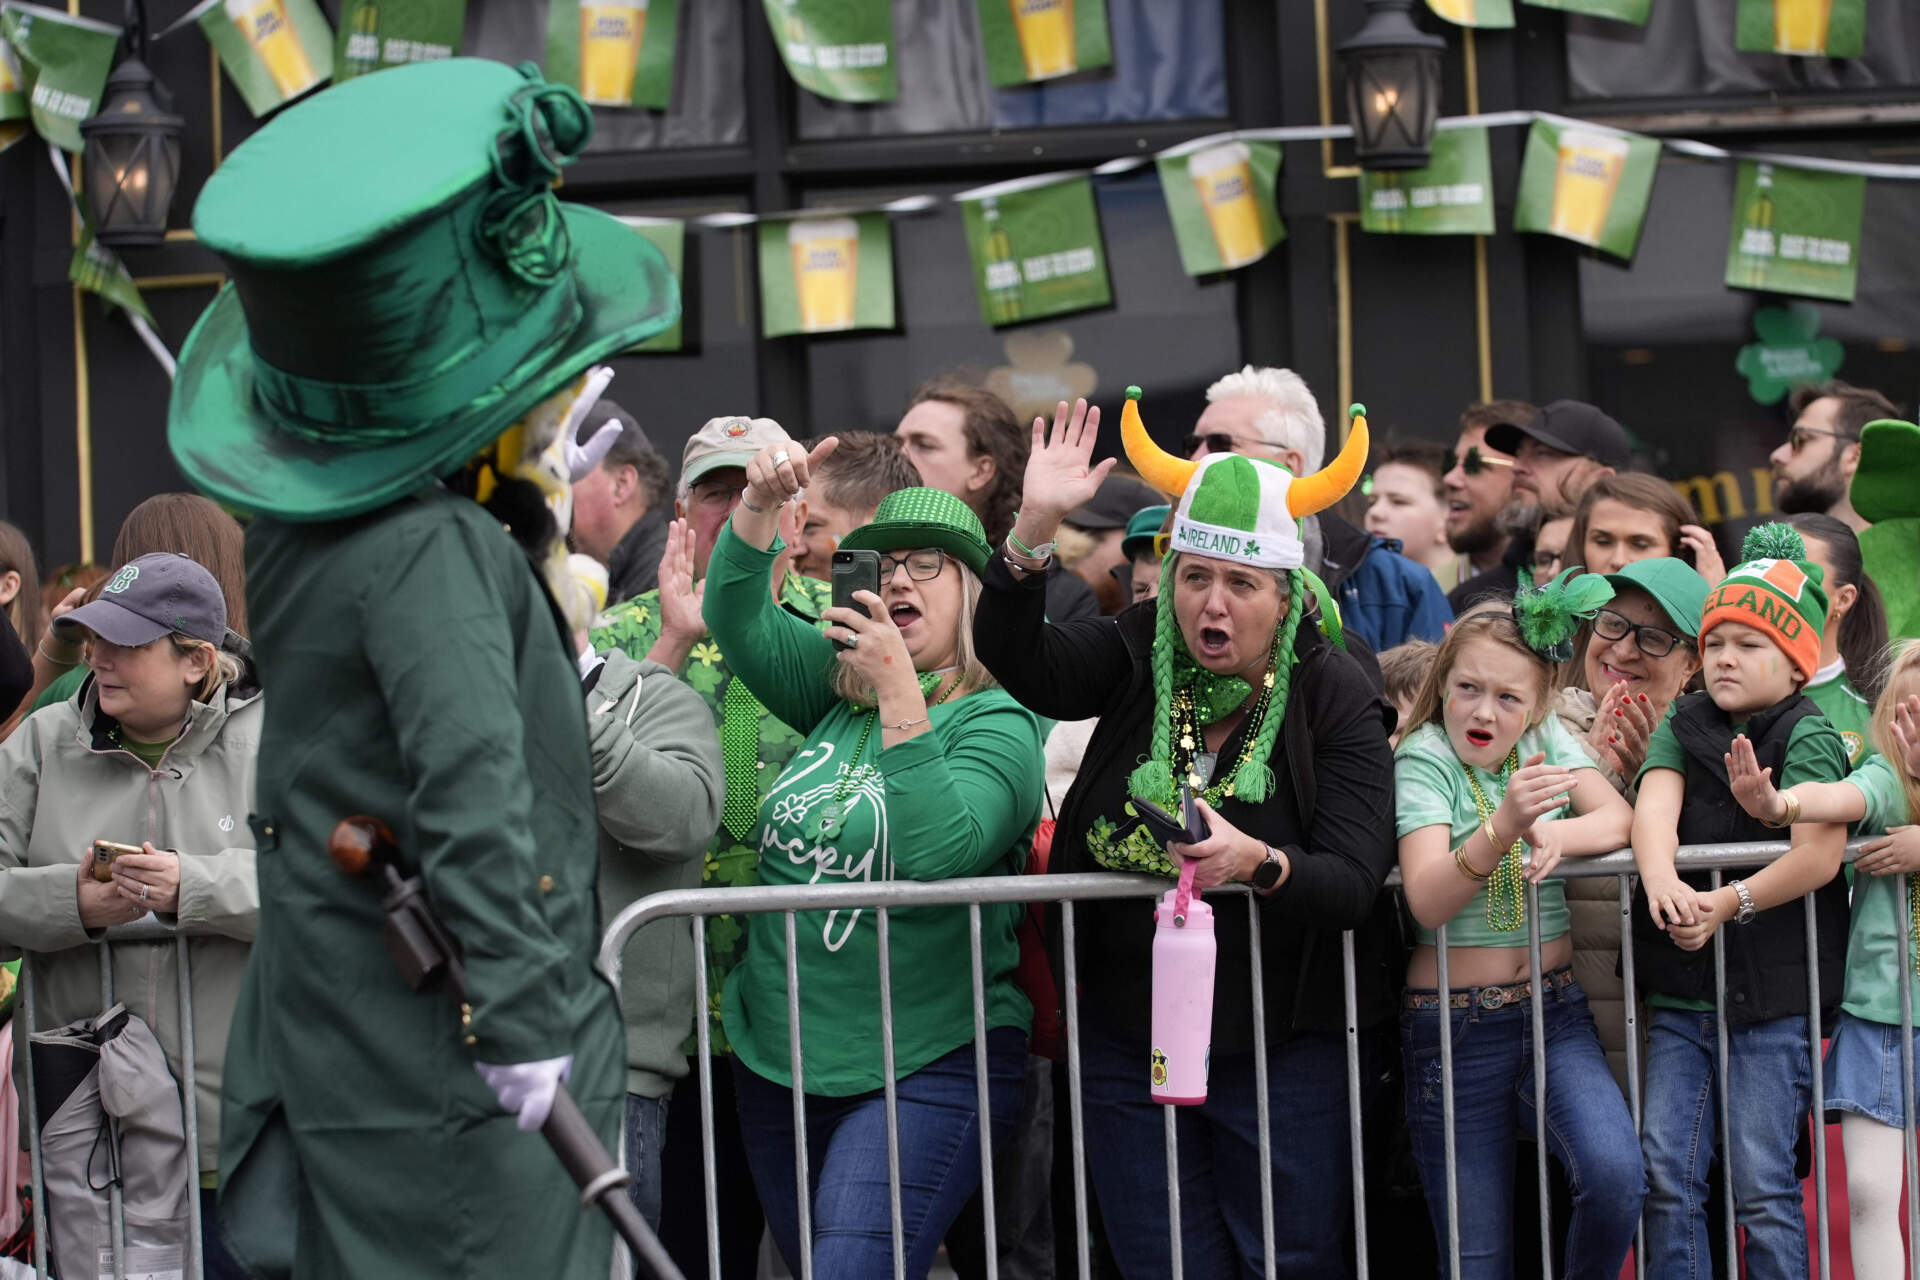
[{"left": 721, "top": 677, "right": 763, "bottom": 844}]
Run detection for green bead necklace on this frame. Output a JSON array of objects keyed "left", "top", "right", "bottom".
[
  {"left": 1460, "top": 747, "right": 1527, "bottom": 932},
  {"left": 1171, "top": 632, "right": 1280, "bottom": 806}
]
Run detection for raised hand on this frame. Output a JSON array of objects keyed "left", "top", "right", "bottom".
[
  {"left": 1678, "top": 524, "right": 1726, "bottom": 587},
  {"left": 1892, "top": 694, "right": 1920, "bottom": 783},
  {"left": 1009, "top": 399, "right": 1114, "bottom": 555},
  {"left": 1492, "top": 753, "right": 1576, "bottom": 842},
  {"left": 745, "top": 437, "right": 840, "bottom": 513},
  {"left": 1723, "top": 734, "right": 1787, "bottom": 825},
  {"left": 655, "top": 519, "right": 707, "bottom": 648},
  {"left": 1607, "top": 688, "right": 1661, "bottom": 780}
]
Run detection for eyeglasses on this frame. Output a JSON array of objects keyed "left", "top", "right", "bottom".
[
  {"left": 879, "top": 549, "right": 948, "bottom": 582},
  {"left": 1444, "top": 446, "right": 1515, "bottom": 477},
  {"left": 1592, "top": 607, "right": 1689, "bottom": 659},
  {"left": 689, "top": 478, "right": 748, "bottom": 510},
  {"left": 1530, "top": 546, "right": 1565, "bottom": 573},
  {"left": 1181, "top": 430, "right": 1281, "bottom": 457},
  {"left": 1785, "top": 425, "right": 1857, "bottom": 452}
]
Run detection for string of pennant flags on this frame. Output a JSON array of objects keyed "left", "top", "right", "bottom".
[{"left": 4, "top": 0, "right": 1918, "bottom": 371}]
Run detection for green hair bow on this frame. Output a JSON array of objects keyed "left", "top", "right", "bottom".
[{"left": 1511, "top": 566, "right": 1615, "bottom": 664}]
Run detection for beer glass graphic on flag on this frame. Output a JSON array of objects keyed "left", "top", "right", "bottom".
[
  {"left": 1189, "top": 142, "right": 1268, "bottom": 269},
  {"left": 225, "top": 0, "right": 319, "bottom": 99},
  {"left": 1548, "top": 128, "right": 1630, "bottom": 248},
  {"left": 1772, "top": 0, "right": 1832, "bottom": 53},
  {"left": 789, "top": 218, "right": 860, "bottom": 333},
  {"left": 1009, "top": 0, "right": 1076, "bottom": 80},
  {"left": 579, "top": 0, "right": 648, "bottom": 105}
]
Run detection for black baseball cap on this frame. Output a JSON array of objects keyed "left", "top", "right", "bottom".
[
  {"left": 1485, "top": 400, "right": 1631, "bottom": 470},
  {"left": 1066, "top": 474, "right": 1161, "bottom": 532},
  {"left": 54, "top": 552, "right": 227, "bottom": 647},
  {"left": 581, "top": 398, "right": 652, "bottom": 454}
]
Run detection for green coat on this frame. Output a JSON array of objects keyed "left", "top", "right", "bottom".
[{"left": 219, "top": 489, "right": 624, "bottom": 1278}]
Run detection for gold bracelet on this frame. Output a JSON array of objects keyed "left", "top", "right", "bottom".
[
  {"left": 1483, "top": 818, "right": 1507, "bottom": 858},
  {"left": 1778, "top": 789, "right": 1802, "bottom": 828},
  {"left": 1455, "top": 843, "right": 1491, "bottom": 882}
]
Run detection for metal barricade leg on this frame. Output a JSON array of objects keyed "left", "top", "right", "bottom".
[
  {"left": 1246, "top": 898, "right": 1275, "bottom": 1279},
  {"left": 1710, "top": 870, "right": 1736, "bottom": 1276},
  {"left": 177, "top": 939, "right": 204, "bottom": 1280},
  {"left": 1805, "top": 894, "right": 1830, "bottom": 1280},
  {"left": 99, "top": 941, "right": 125, "bottom": 1280},
  {"left": 784, "top": 912, "right": 813, "bottom": 1280},
  {"left": 1434, "top": 923, "right": 1462, "bottom": 1279},
  {"left": 1619, "top": 874, "right": 1645, "bottom": 1275},
  {"left": 1342, "top": 931, "right": 1368, "bottom": 1280},
  {"left": 22, "top": 956, "right": 48, "bottom": 1280},
  {"left": 1901, "top": 873, "right": 1918, "bottom": 1280},
  {"left": 876, "top": 909, "right": 905, "bottom": 1279},
  {"left": 691, "top": 916, "right": 722, "bottom": 1280},
  {"left": 1163, "top": 1103, "right": 1182, "bottom": 1280},
  {"left": 1526, "top": 884, "right": 1550, "bottom": 1280},
  {"left": 967, "top": 904, "right": 1000, "bottom": 1279},
  {"left": 1061, "top": 902, "right": 1092, "bottom": 1280}
]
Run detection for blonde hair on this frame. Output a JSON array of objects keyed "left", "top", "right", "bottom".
[
  {"left": 832, "top": 560, "right": 998, "bottom": 708},
  {"left": 1402, "top": 605, "right": 1557, "bottom": 739},
  {"left": 1870, "top": 640, "right": 1920, "bottom": 828},
  {"left": 172, "top": 634, "right": 243, "bottom": 703}
]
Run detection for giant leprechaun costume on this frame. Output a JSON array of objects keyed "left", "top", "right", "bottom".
[
  {"left": 165, "top": 61, "right": 677, "bottom": 1277},
  {"left": 1851, "top": 417, "right": 1920, "bottom": 642}
]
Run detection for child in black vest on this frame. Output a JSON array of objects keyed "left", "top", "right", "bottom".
[{"left": 1630, "top": 523, "right": 1852, "bottom": 1280}]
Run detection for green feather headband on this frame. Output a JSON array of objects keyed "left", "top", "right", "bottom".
[{"left": 1511, "top": 566, "right": 1616, "bottom": 664}]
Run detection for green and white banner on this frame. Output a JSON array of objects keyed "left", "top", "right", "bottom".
[
  {"left": 546, "top": 0, "right": 676, "bottom": 110},
  {"left": 1424, "top": 0, "right": 1513, "bottom": 29},
  {"left": 958, "top": 173, "right": 1110, "bottom": 327},
  {"left": 622, "top": 217, "right": 686, "bottom": 351},
  {"left": 0, "top": 35, "right": 26, "bottom": 155},
  {"left": 1156, "top": 136, "right": 1284, "bottom": 275},
  {"left": 1734, "top": 0, "right": 1865, "bottom": 59},
  {"left": 1521, "top": 0, "right": 1649, "bottom": 22},
  {"left": 758, "top": 211, "right": 894, "bottom": 338},
  {"left": 1513, "top": 117, "right": 1659, "bottom": 259},
  {"left": 0, "top": 3, "right": 119, "bottom": 153},
  {"left": 1724, "top": 161, "right": 1866, "bottom": 303},
  {"left": 975, "top": 0, "right": 1109, "bottom": 88},
  {"left": 336, "top": 0, "right": 464, "bottom": 81},
  {"left": 1360, "top": 125, "right": 1495, "bottom": 236},
  {"left": 762, "top": 0, "right": 894, "bottom": 103},
  {"left": 71, "top": 221, "right": 154, "bottom": 326},
  {"left": 188, "top": 0, "right": 332, "bottom": 117}
]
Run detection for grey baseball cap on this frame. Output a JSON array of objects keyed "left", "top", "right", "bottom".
[
  {"left": 54, "top": 553, "right": 226, "bottom": 647},
  {"left": 682, "top": 415, "right": 790, "bottom": 488}
]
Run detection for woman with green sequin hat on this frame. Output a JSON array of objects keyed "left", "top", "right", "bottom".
[
  {"left": 971, "top": 390, "right": 1393, "bottom": 1275},
  {"left": 1392, "top": 581, "right": 1642, "bottom": 1277},
  {"left": 692, "top": 437, "right": 1045, "bottom": 1276}
]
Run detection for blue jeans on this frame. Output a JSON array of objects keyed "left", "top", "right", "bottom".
[
  {"left": 1641, "top": 1008, "right": 1812, "bottom": 1280},
  {"left": 624, "top": 1092, "right": 670, "bottom": 1230},
  {"left": 733, "top": 1028, "right": 1027, "bottom": 1278},
  {"left": 1401, "top": 976, "right": 1644, "bottom": 1280},
  {"left": 1078, "top": 1016, "right": 1355, "bottom": 1279}
]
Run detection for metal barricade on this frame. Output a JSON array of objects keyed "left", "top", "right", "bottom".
[
  {"left": 18, "top": 921, "right": 208, "bottom": 1280},
  {"left": 602, "top": 837, "right": 1914, "bottom": 1280}
]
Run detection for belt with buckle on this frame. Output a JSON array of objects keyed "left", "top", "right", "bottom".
[{"left": 1402, "top": 965, "right": 1576, "bottom": 1013}]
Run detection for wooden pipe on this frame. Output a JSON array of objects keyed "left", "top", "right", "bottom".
[{"left": 328, "top": 815, "right": 397, "bottom": 878}]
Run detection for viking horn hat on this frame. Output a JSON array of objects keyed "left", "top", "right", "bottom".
[{"left": 1121, "top": 386, "right": 1370, "bottom": 570}]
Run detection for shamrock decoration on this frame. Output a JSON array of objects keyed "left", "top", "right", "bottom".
[{"left": 1734, "top": 303, "right": 1844, "bottom": 406}]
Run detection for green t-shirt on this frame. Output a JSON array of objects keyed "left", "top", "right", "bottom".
[
  {"left": 32, "top": 664, "right": 86, "bottom": 714},
  {"left": 1839, "top": 754, "right": 1920, "bottom": 1024},
  {"left": 703, "top": 523, "right": 1042, "bottom": 1094},
  {"left": 1640, "top": 703, "right": 1852, "bottom": 1010},
  {"left": 1805, "top": 662, "right": 1873, "bottom": 768},
  {"left": 113, "top": 731, "right": 176, "bottom": 770},
  {"left": 1393, "top": 718, "right": 1593, "bottom": 950}
]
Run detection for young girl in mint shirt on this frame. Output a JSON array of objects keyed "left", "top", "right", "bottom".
[
  {"left": 704, "top": 438, "right": 1043, "bottom": 1279},
  {"left": 1725, "top": 641, "right": 1920, "bottom": 1280}
]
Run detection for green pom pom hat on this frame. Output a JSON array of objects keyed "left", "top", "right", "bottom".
[{"left": 1700, "top": 522, "right": 1829, "bottom": 685}]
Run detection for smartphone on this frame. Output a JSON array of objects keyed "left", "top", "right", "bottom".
[
  {"left": 90, "top": 840, "right": 143, "bottom": 883},
  {"left": 830, "top": 549, "right": 882, "bottom": 651},
  {"left": 1130, "top": 783, "right": 1211, "bottom": 848}
]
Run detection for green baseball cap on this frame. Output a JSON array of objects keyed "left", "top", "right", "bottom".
[
  {"left": 1120, "top": 504, "right": 1171, "bottom": 561},
  {"left": 838, "top": 487, "right": 993, "bottom": 574},
  {"left": 168, "top": 60, "right": 679, "bottom": 522},
  {"left": 1602, "top": 557, "right": 1709, "bottom": 639}
]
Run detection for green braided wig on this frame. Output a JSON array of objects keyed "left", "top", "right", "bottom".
[{"left": 1127, "top": 557, "right": 1304, "bottom": 809}]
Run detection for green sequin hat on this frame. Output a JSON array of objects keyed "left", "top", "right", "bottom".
[
  {"left": 838, "top": 487, "right": 994, "bottom": 573},
  {"left": 167, "top": 59, "right": 680, "bottom": 522}
]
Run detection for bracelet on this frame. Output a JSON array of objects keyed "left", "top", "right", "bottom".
[
  {"left": 1454, "top": 843, "right": 1491, "bottom": 882},
  {"left": 885, "top": 716, "right": 928, "bottom": 731},
  {"left": 739, "top": 495, "right": 770, "bottom": 515},
  {"left": 37, "top": 638, "right": 79, "bottom": 668},
  {"left": 1482, "top": 817, "right": 1507, "bottom": 858},
  {"left": 1764, "top": 789, "right": 1802, "bottom": 829},
  {"left": 1002, "top": 540, "right": 1053, "bottom": 572},
  {"left": 1006, "top": 521, "right": 1058, "bottom": 562}
]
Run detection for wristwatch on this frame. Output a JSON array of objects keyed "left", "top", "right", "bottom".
[
  {"left": 1730, "top": 878, "right": 1757, "bottom": 925},
  {"left": 1250, "top": 844, "right": 1287, "bottom": 893}
]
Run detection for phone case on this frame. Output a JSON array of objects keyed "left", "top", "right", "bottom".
[
  {"left": 1130, "top": 784, "right": 1211, "bottom": 847},
  {"left": 830, "top": 550, "right": 881, "bottom": 651}
]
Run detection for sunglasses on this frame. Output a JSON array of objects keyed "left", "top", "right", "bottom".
[
  {"left": 1181, "top": 430, "right": 1280, "bottom": 457},
  {"left": 1444, "top": 446, "right": 1515, "bottom": 477},
  {"left": 1592, "top": 607, "right": 1689, "bottom": 659},
  {"left": 1785, "top": 425, "right": 1856, "bottom": 452}
]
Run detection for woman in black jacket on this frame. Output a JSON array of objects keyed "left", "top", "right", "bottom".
[{"left": 973, "top": 391, "right": 1396, "bottom": 1279}]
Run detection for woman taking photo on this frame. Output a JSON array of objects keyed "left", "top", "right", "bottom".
[
  {"left": 0, "top": 553, "right": 259, "bottom": 1279},
  {"left": 703, "top": 438, "right": 1044, "bottom": 1279},
  {"left": 974, "top": 391, "right": 1396, "bottom": 1278}
]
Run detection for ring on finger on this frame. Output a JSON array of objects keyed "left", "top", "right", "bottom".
[
  {"left": 773, "top": 450, "right": 791, "bottom": 466},
  {"left": 845, "top": 633, "right": 859, "bottom": 649}
]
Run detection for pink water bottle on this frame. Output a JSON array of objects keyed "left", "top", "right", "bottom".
[{"left": 1151, "top": 860, "right": 1216, "bottom": 1105}]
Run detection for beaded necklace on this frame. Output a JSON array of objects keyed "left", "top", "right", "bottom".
[
  {"left": 1459, "top": 747, "right": 1527, "bottom": 931},
  {"left": 806, "top": 671, "right": 957, "bottom": 842},
  {"left": 1172, "top": 635, "right": 1280, "bottom": 804}
]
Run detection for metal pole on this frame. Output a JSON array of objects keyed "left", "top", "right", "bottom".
[
  {"left": 1343, "top": 930, "right": 1368, "bottom": 1280},
  {"left": 968, "top": 904, "right": 1000, "bottom": 1278},
  {"left": 1901, "top": 874, "right": 1918, "bottom": 1280},
  {"left": 1526, "top": 883, "right": 1550, "bottom": 1280},
  {"left": 99, "top": 941, "right": 124, "bottom": 1280},
  {"left": 1434, "top": 923, "right": 1462, "bottom": 1279},
  {"left": 1246, "top": 897, "right": 1276, "bottom": 1279},
  {"left": 1163, "top": 1103, "right": 1183, "bottom": 1280},
  {"left": 877, "top": 908, "right": 905, "bottom": 1279},
  {"left": 784, "top": 912, "right": 812, "bottom": 1280},
  {"left": 1804, "top": 894, "right": 1829, "bottom": 1280},
  {"left": 1710, "top": 870, "right": 1736, "bottom": 1275},
  {"left": 177, "top": 939, "right": 204, "bottom": 1280},
  {"left": 1618, "top": 874, "right": 1645, "bottom": 1274},
  {"left": 22, "top": 956, "right": 48, "bottom": 1280},
  {"left": 1062, "top": 902, "right": 1092, "bottom": 1280},
  {"left": 691, "top": 916, "right": 721, "bottom": 1280}
]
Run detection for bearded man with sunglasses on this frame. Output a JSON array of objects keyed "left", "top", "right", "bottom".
[
  {"left": 1440, "top": 401, "right": 1532, "bottom": 605},
  {"left": 1768, "top": 380, "right": 1901, "bottom": 533}
]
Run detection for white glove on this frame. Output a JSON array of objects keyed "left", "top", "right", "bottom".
[
  {"left": 562, "top": 366, "right": 620, "bottom": 482},
  {"left": 474, "top": 1055, "right": 572, "bottom": 1132}
]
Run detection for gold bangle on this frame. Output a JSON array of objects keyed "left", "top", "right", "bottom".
[
  {"left": 1455, "top": 843, "right": 1491, "bottom": 882},
  {"left": 1483, "top": 818, "right": 1507, "bottom": 858},
  {"left": 1778, "top": 789, "right": 1802, "bottom": 828}
]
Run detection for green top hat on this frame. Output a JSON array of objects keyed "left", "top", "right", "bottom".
[
  {"left": 838, "top": 488, "right": 993, "bottom": 574},
  {"left": 1851, "top": 418, "right": 1920, "bottom": 525},
  {"left": 167, "top": 59, "right": 679, "bottom": 522}
]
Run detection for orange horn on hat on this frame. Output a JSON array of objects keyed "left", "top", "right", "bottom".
[
  {"left": 1287, "top": 404, "right": 1371, "bottom": 518},
  {"left": 1121, "top": 386, "right": 1199, "bottom": 499}
]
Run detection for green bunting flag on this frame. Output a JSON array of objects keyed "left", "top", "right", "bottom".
[
  {"left": 1725, "top": 161, "right": 1866, "bottom": 303},
  {"left": 0, "top": 35, "right": 27, "bottom": 155},
  {"left": 335, "top": 0, "right": 465, "bottom": 81},
  {"left": 975, "top": 0, "right": 1110, "bottom": 88},
  {"left": 1521, "top": 0, "right": 1650, "bottom": 21},
  {"left": 0, "top": 3, "right": 119, "bottom": 153},
  {"left": 1734, "top": 0, "right": 1865, "bottom": 59},
  {"left": 1513, "top": 118, "right": 1659, "bottom": 260},
  {"left": 1424, "top": 0, "right": 1514, "bottom": 29},
  {"left": 71, "top": 220, "right": 155, "bottom": 327},
  {"left": 1360, "top": 126, "right": 1495, "bottom": 236},
  {"left": 762, "top": 0, "right": 895, "bottom": 103},
  {"left": 188, "top": 0, "right": 332, "bottom": 117},
  {"left": 758, "top": 212, "right": 895, "bottom": 338},
  {"left": 622, "top": 217, "right": 686, "bottom": 351},
  {"left": 1156, "top": 137, "right": 1285, "bottom": 276},
  {"left": 545, "top": 0, "right": 676, "bottom": 110},
  {"left": 958, "top": 174, "right": 1111, "bottom": 327}
]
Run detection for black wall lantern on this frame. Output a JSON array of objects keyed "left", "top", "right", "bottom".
[
  {"left": 79, "top": 0, "right": 182, "bottom": 248},
  {"left": 1337, "top": 0, "right": 1447, "bottom": 171}
]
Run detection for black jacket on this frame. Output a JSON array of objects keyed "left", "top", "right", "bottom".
[
  {"left": 974, "top": 555, "right": 1401, "bottom": 1047},
  {"left": 603, "top": 505, "right": 669, "bottom": 608},
  {"left": 1448, "top": 532, "right": 1532, "bottom": 614},
  {"left": 0, "top": 613, "right": 28, "bottom": 719}
]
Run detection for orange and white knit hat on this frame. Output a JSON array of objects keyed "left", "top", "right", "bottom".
[{"left": 1698, "top": 523, "right": 1829, "bottom": 685}]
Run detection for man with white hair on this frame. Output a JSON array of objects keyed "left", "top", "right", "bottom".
[{"left": 1187, "top": 366, "right": 1451, "bottom": 652}]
